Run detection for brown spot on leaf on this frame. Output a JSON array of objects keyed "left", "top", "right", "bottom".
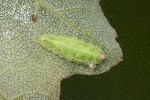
[{"left": 31, "top": 15, "right": 37, "bottom": 22}]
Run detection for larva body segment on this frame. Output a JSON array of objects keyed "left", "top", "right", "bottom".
[{"left": 38, "top": 34, "right": 106, "bottom": 70}]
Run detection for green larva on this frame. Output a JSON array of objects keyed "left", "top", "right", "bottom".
[{"left": 38, "top": 34, "right": 106, "bottom": 70}]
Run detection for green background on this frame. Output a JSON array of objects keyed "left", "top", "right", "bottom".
[{"left": 60, "top": 0, "right": 150, "bottom": 100}]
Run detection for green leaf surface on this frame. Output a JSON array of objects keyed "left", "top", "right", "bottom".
[{"left": 0, "top": 0, "right": 123, "bottom": 100}]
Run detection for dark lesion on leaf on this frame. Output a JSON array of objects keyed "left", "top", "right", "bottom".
[{"left": 31, "top": 14, "right": 38, "bottom": 22}]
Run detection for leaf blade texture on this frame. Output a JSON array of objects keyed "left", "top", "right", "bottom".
[{"left": 0, "top": 0, "right": 123, "bottom": 100}]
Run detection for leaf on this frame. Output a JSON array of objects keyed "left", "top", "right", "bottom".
[{"left": 0, "top": 0, "right": 123, "bottom": 100}]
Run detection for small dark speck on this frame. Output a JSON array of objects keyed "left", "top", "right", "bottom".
[{"left": 31, "top": 15, "right": 37, "bottom": 22}]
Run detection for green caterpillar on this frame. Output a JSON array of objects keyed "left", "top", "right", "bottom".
[{"left": 38, "top": 34, "right": 106, "bottom": 70}]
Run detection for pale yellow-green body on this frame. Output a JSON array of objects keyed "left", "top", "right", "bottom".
[{"left": 38, "top": 34, "right": 106, "bottom": 69}]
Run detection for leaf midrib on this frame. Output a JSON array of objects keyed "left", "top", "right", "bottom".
[
  {"left": 36, "top": 0, "right": 97, "bottom": 43},
  {"left": 35, "top": 0, "right": 122, "bottom": 60}
]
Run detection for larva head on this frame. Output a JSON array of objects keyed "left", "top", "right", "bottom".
[
  {"left": 37, "top": 34, "right": 59, "bottom": 51},
  {"left": 37, "top": 35, "right": 45, "bottom": 45},
  {"left": 37, "top": 35, "right": 51, "bottom": 49}
]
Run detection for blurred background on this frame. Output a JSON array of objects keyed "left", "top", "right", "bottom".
[{"left": 60, "top": 0, "right": 150, "bottom": 100}]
